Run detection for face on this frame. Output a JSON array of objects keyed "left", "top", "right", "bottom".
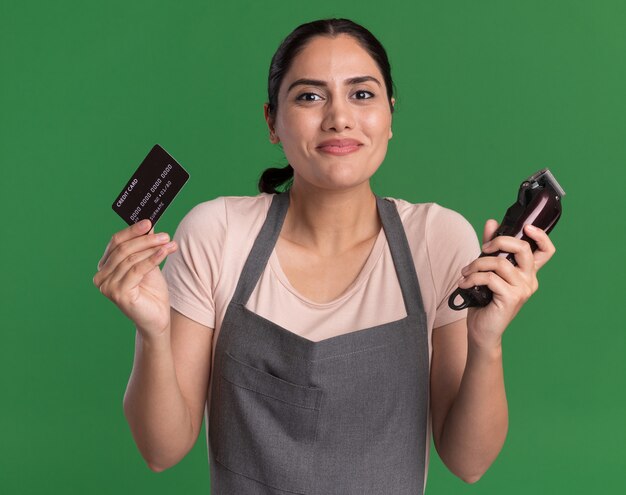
[{"left": 265, "top": 34, "right": 394, "bottom": 192}]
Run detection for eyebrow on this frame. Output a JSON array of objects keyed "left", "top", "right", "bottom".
[{"left": 286, "top": 76, "right": 382, "bottom": 94}]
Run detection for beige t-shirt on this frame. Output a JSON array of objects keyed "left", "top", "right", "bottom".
[
  {"left": 163, "top": 193, "right": 480, "bottom": 351},
  {"left": 162, "top": 193, "right": 480, "bottom": 484}
]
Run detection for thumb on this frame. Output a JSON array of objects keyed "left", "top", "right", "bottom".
[{"left": 482, "top": 219, "right": 500, "bottom": 245}]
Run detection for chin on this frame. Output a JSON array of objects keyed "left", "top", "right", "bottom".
[
  {"left": 291, "top": 156, "right": 383, "bottom": 191},
  {"left": 312, "top": 171, "right": 376, "bottom": 192}
]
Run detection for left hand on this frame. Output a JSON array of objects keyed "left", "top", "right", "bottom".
[{"left": 458, "top": 219, "right": 556, "bottom": 348}]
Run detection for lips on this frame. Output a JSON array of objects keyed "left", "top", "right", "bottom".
[{"left": 316, "top": 139, "right": 363, "bottom": 155}]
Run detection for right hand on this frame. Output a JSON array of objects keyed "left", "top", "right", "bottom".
[{"left": 93, "top": 219, "right": 179, "bottom": 339}]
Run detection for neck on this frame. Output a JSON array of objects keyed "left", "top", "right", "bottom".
[{"left": 281, "top": 179, "right": 381, "bottom": 255}]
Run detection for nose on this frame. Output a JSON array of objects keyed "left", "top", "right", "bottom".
[{"left": 321, "top": 98, "right": 355, "bottom": 132}]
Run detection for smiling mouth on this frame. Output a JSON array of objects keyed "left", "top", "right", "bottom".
[{"left": 317, "top": 142, "right": 363, "bottom": 155}]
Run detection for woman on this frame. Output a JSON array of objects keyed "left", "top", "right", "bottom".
[{"left": 93, "top": 18, "right": 555, "bottom": 494}]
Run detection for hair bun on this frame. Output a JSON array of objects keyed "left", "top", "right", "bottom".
[{"left": 258, "top": 164, "right": 294, "bottom": 193}]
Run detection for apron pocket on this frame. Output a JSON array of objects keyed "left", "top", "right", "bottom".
[{"left": 213, "top": 351, "right": 321, "bottom": 494}]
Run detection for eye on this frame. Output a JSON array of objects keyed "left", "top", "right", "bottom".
[
  {"left": 353, "top": 90, "right": 374, "bottom": 100},
  {"left": 296, "top": 92, "right": 323, "bottom": 102}
]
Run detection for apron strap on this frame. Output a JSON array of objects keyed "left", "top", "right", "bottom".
[
  {"left": 231, "top": 192, "right": 425, "bottom": 317},
  {"left": 376, "top": 196, "right": 427, "bottom": 317},
  {"left": 230, "top": 192, "right": 290, "bottom": 305}
]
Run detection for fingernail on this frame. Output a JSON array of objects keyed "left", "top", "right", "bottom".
[
  {"left": 457, "top": 276, "right": 466, "bottom": 285},
  {"left": 137, "top": 219, "right": 150, "bottom": 229},
  {"left": 482, "top": 241, "right": 491, "bottom": 249},
  {"left": 156, "top": 233, "right": 170, "bottom": 242},
  {"left": 461, "top": 266, "right": 469, "bottom": 275},
  {"left": 526, "top": 224, "right": 538, "bottom": 231}
]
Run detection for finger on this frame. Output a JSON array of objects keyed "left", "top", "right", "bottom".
[
  {"left": 98, "top": 241, "right": 177, "bottom": 300},
  {"left": 95, "top": 231, "right": 168, "bottom": 287},
  {"left": 482, "top": 236, "right": 535, "bottom": 273},
  {"left": 97, "top": 220, "right": 152, "bottom": 270},
  {"left": 458, "top": 270, "right": 512, "bottom": 301},
  {"left": 115, "top": 242, "right": 178, "bottom": 295},
  {"left": 106, "top": 231, "right": 171, "bottom": 271},
  {"left": 104, "top": 244, "right": 166, "bottom": 288},
  {"left": 482, "top": 219, "right": 499, "bottom": 245},
  {"left": 94, "top": 231, "right": 169, "bottom": 287},
  {"left": 461, "top": 255, "right": 522, "bottom": 287},
  {"left": 523, "top": 224, "right": 556, "bottom": 269}
]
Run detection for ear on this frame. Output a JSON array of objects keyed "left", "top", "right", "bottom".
[
  {"left": 388, "top": 97, "right": 395, "bottom": 140},
  {"left": 264, "top": 103, "right": 280, "bottom": 144}
]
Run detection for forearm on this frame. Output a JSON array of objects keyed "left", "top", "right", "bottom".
[
  {"left": 437, "top": 341, "right": 508, "bottom": 483},
  {"left": 123, "top": 328, "right": 194, "bottom": 472}
]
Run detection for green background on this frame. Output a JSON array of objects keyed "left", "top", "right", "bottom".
[{"left": 2, "top": 0, "right": 624, "bottom": 493}]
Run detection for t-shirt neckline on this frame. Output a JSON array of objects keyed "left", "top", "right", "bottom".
[{"left": 268, "top": 228, "right": 387, "bottom": 309}]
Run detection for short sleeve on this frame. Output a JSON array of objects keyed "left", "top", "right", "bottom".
[
  {"left": 161, "top": 197, "right": 227, "bottom": 329},
  {"left": 426, "top": 204, "right": 481, "bottom": 328}
]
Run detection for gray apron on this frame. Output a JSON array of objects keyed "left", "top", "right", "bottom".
[{"left": 208, "top": 192, "right": 429, "bottom": 495}]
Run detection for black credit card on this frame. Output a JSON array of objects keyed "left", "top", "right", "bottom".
[{"left": 112, "top": 144, "right": 189, "bottom": 227}]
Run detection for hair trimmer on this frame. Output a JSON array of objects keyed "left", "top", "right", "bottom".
[{"left": 448, "top": 168, "right": 566, "bottom": 310}]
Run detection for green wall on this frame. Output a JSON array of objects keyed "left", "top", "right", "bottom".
[{"left": 2, "top": 0, "right": 624, "bottom": 493}]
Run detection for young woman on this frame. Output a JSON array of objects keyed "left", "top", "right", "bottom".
[{"left": 93, "top": 18, "right": 556, "bottom": 494}]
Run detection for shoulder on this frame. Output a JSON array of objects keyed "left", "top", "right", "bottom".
[
  {"left": 384, "top": 197, "right": 477, "bottom": 245},
  {"left": 175, "top": 193, "right": 274, "bottom": 237},
  {"left": 384, "top": 197, "right": 480, "bottom": 281},
  {"left": 384, "top": 197, "right": 480, "bottom": 328},
  {"left": 164, "top": 193, "right": 275, "bottom": 294}
]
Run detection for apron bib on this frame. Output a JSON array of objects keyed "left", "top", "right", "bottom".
[{"left": 208, "top": 193, "right": 429, "bottom": 494}]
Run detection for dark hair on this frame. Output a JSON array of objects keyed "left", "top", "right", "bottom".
[{"left": 258, "top": 18, "right": 395, "bottom": 194}]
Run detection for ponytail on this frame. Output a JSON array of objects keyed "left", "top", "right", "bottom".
[{"left": 257, "top": 164, "right": 294, "bottom": 193}]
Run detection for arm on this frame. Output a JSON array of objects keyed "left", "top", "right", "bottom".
[
  {"left": 123, "top": 309, "right": 213, "bottom": 472},
  {"left": 430, "top": 220, "right": 556, "bottom": 482},
  {"left": 94, "top": 220, "right": 214, "bottom": 472},
  {"left": 430, "top": 318, "right": 507, "bottom": 483}
]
